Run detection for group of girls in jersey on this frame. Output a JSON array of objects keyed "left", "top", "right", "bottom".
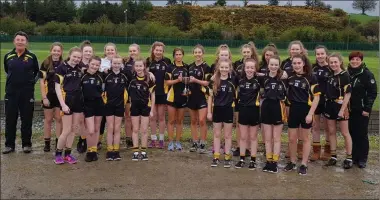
[{"left": 38, "top": 40, "right": 376, "bottom": 176}]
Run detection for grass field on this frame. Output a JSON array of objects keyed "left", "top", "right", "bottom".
[
  {"left": 349, "top": 13, "right": 378, "bottom": 24},
  {"left": 1, "top": 42, "right": 379, "bottom": 110}
]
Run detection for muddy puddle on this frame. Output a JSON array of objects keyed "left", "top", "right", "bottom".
[{"left": 1, "top": 142, "right": 379, "bottom": 199}]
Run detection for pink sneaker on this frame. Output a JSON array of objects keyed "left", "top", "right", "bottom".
[
  {"left": 64, "top": 155, "right": 78, "bottom": 164},
  {"left": 148, "top": 140, "right": 156, "bottom": 148}
]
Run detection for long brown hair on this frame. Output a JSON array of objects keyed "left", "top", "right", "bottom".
[
  {"left": 314, "top": 45, "right": 329, "bottom": 64},
  {"left": 292, "top": 54, "right": 313, "bottom": 76},
  {"left": 241, "top": 58, "right": 258, "bottom": 79},
  {"left": 244, "top": 41, "right": 259, "bottom": 62},
  {"left": 260, "top": 45, "right": 279, "bottom": 68},
  {"left": 328, "top": 52, "right": 345, "bottom": 71},
  {"left": 41, "top": 42, "right": 64, "bottom": 71},
  {"left": 133, "top": 56, "right": 150, "bottom": 83},
  {"left": 149, "top": 41, "right": 165, "bottom": 61},
  {"left": 212, "top": 59, "right": 232, "bottom": 95},
  {"left": 268, "top": 55, "right": 283, "bottom": 80}
]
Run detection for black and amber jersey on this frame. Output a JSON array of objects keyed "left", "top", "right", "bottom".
[
  {"left": 210, "top": 77, "right": 237, "bottom": 107},
  {"left": 147, "top": 57, "right": 171, "bottom": 96},
  {"left": 188, "top": 62, "right": 211, "bottom": 96},
  {"left": 287, "top": 74, "right": 321, "bottom": 105},
  {"left": 81, "top": 71, "right": 104, "bottom": 100},
  {"left": 312, "top": 63, "right": 331, "bottom": 95},
  {"left": 39, "top": 58, "right": 62, "bottom": 94},
  {"left": 233, "top": 59, "right": 244, "bottom": 75},
  {"left": 78, "top": 61, "right": 89, "bottom": 71},
  {"left": 4, "top": 48, "right": 39, "bottom": 91},
  {"left": 262, "top": 76, "right": 287, "bottom": 101},
  {"left": 104, "top": 71, "right": 129, "bottom": 106},
  {"left": 281, "top": 57, "right": 293, "bottom": 75},
  {"left": 128, "top": 75, "right": 156, "bottom": 106},
  {"left": 259, "top": 63, "right": 269, "bottom": 74},
  {"left": 165, "top": 62, "right": 188, "bottom": 103},
  {"left": 238, "top": 76, "right": 261, "bottom": 106},
  {"left": 54, "top": 62, "right": 83, "bottom": 93},
  {"left": 122, "top": 58, "right": 134, "bottom": 80},
  {"left": 325, "top": 70, "right": 351, "bottom": 100}
]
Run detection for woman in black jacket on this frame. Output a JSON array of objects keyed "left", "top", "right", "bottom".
[{"left": 347, "top": 51, "right": 377, "bottom": 169}]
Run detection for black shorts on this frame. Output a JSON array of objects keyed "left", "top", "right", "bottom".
[
  {"left": 155, "top": 95, "right": 167, "bottom": 105},
  {"left": 213, "top": 106, "right": 233, "bottom": 123},
  {"left": 261, "top": 99, "right": 284, "bottom": 125},
  {"left": 42, "top": 92, "right": 60, "bottom": 109},
  {"left": 324, "top": 100, "right": 346, "bottom": 121},
  {"left": 63, "top": 92, "right": 83, "bottom": 115},
  {"left": 84, "top": 98, "right": 104, "bottom": 118},
  {"left": 130, "top": 102, "right": 151, "bottom": 117},
  {"left": 234, "top": 103, "right": 240, "bottom": 112},
  {"left": 105, "top": 103, "right": 125, "bottom": 117},
  {"left": 288, "top": 102, "right": 312, "bottom": 129},
  {"left": 187, "top": 94, "right": 207, "bottom": 110},
  {"left": 167, "top": 101, "right": 187, "bottom": 109},
  {"left": 315, "top": 96, "right": 326, "bottom": 115},
  {"left": 238, "top": 105, "right": 260, "bottom": 126}
]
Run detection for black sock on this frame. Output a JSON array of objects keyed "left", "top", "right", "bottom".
[
  {"left": 55, "top": 149, "right": 63, "bottom": 156},
  {"left": 55, "top": 138, "right": 58, "bottom": 150},
  {"left": 64, "top": 148, "right": 72, "bottom": 156},
  {"left": 251, "top": 156, "right": 256, "bottom": 162},
  {"left": 44, "top": 138, "right": 51, "bottom": 146},
  {"left": 331, "top": 150, "right": 337, "bottom": 158},
  {"left": 240, "top": 155, "right": 245, "bottom": 161}
]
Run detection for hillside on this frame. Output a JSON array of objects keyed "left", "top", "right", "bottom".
[
  {"left": 144, "top": 5, "right": 346, "bottom": 34},
  {"left": 349, "top": 13, "right": 378, "bottom": 24}
]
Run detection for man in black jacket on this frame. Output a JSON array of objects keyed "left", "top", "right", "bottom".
[
  {"left": 3, "top": 31, "right": 39, "bottom": 154},
  {"left": 347, "top": 51, "right": 377, "bottom": 168}
]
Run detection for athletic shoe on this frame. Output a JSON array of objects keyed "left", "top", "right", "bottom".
[
  {"left": 148, "top": 140, "right": 156, "bottom": 148},
  {"left": 270, "top": 162, "right": 279, "bottom": 174},
  {"left": 298, "top": 165, "right": 308, "bottom": 175},
  {"left": 106, "top": 151, "right": 114, "bottom": 161},
  {"left": 141, "top": 151, "right": 148, "bottom": 161},
  {"left": 64, "top": 155, "right": 78, "bottom": 164},
  {"left": 22, "top": 146, "right": 32, "bottom": 153},
  {"left": 85, "top": 152, "right": 93, "bottom": 162},
  {"left": 92, "top": 152, "right": 98, "bottom": 161},
  {"left": 224, "top": 159, "right": 232, "bottom": 168},
  {"left": 175, "top": 141, "right": 182, "bottom": 151},
  {"left": 158, "top": 140, "right": 164, "bottom": 149},
  {"left": 284, "top": 162, "right": 297, "bottom": 172},
  {"left": 342, "top": 158, "right": 353, "bottom": 169},
  {"left": 232, "top": 147, "right": 240, "bottom": 156},
  {"left": 168, "top": 141, "right": 175, "bottom": 151},
  {"left": 54, "top": 155, "right": 65, "bottom": 165},
  {"left": 199, "top": 144, "right": 207, "bottom": 154},
  {"left": 211, "top": 158, "right": 220, "bottom": 167},
  {"left": 113, "top": 151, "right": 121, "bottom": 161},
  {"left": 325, "top": 157, "right": 337, "bottom": 166},
  {"left": 248, "top": 161, "right": 256, "bottom": 170},
  {"left": 132, "top": 152, "right": 139, "bottom": 161},
  {"left": 97, "top": 142, "right": 102, "bottom": 151},
  {"left": 263, "top": 161, "right": 271, "bottom": 172},
  {"left": 189, "top": 142, "right": 198, "bottom": 152},
  {"left": 76, "top": 138, "right": 84, "bottom": 153},
  {"left": 358, "top": 161, "right": 367, "bottom": 169},
  {"left": 235, "top": 159, "right": 245, "bottom": 169},
  {"left": 2, "top": 147, "right": 15, "bottom": 154}
]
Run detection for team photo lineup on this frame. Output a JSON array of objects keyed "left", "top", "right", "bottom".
[{"left": 3, "top": 31, "right": 378, "bottom": 176}]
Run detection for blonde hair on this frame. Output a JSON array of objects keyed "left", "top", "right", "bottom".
[
  {"left": 328, "top": 52, "right": 345, "bottom": 70},
  {"left": 288, "top": 40, "right": 308, "bottom": 57},
  {"left": 241, "top": 41, "right": 259, "bottom": 62},
  {"left": 103, "top": 42, "right": 117, "bottom": 57},
  {"left": 66, "top": 47, "right": 82, "bottom": 61}
]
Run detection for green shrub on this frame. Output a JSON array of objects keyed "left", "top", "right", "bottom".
[
  {"left": 0, "top": 17, "right": 36, "bottom": 35},
  {"left": 35, "top": 21, "right": 69, "bottom": 36},
  {"left": 332, "top": 8, "right": 346, "bottom": 17},
  {"left": 200, "top": 22, "right": 223, "bottom": 39},
  {"left": 249, "top": 25, "right": 273, "bottom": 41}
]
